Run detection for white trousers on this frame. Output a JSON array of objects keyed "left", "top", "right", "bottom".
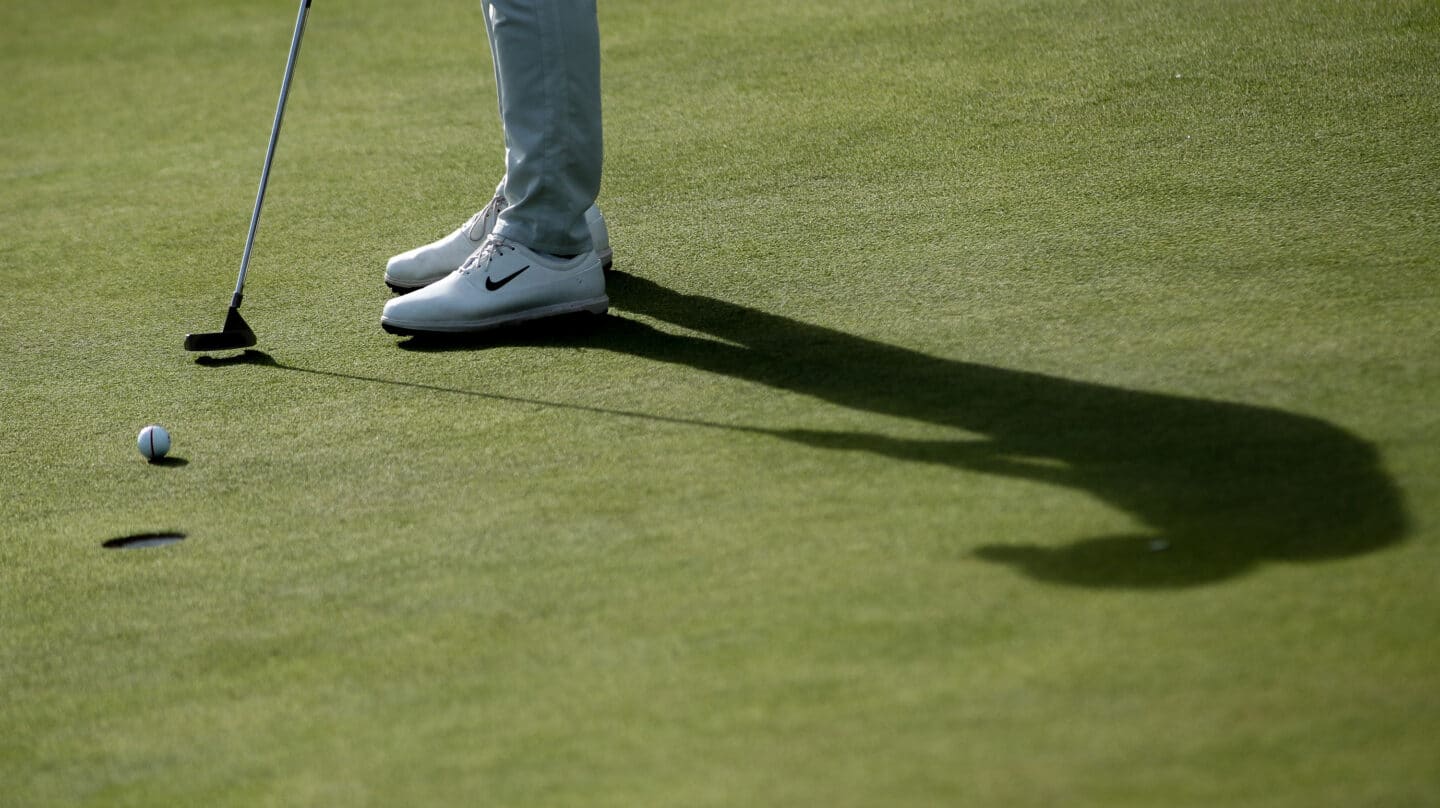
[{"left": 482, "top": 0, "right": 603, "bottom": 256}]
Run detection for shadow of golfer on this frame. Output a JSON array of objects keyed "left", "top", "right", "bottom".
[
  {"left": 409, "top": 270, "right": 1409, "bottom": 588},
  {"left": 222, "top": 271, "right": 1409, "bottom": 588}
]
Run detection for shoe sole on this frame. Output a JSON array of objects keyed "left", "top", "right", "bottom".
[
  {"left": 384, "top": 248, "right": 614, "bottom": 296},
  {"left": 381, "top": 295, "right": 610, "bottom": 336},
  {"left": 384, "top": 277, "right": 428, "bottom": 295}
]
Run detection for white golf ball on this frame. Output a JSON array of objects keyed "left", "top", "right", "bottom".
[{"left": 137, "top": 425, "right": 171, "bottom": 461}]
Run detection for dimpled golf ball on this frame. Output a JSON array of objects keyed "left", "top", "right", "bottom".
[{"left": 137, "top": 425, "right": 171, "bottom": 461}]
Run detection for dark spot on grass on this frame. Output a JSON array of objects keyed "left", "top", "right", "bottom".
[{"left": 103, "top": 532, "right": 186, "bottom": 550}]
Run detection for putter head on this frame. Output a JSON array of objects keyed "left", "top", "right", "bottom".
[{"left": 184, "top": 306, "right": 257, "bottom": 352}]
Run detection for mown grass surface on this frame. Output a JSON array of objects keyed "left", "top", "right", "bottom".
[{"left": 3, "top": 1, "right": 1437, "bottom": 805}]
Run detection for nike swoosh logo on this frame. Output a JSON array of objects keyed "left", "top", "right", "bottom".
[{"left": 484, "top": 265, "right": 529, "bottom": 291}]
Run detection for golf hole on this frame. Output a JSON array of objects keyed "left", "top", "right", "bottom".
[{"left": 103, "top": 532, "right": 186, "bottom": 550}]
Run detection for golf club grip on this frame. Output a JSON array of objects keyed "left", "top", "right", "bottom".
[{"left": 232, "top": 0, "right": 311, "bottom": 305}]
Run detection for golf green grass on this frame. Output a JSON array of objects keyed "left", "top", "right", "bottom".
[{"left": 3, "top": 0, "right": 1438, "bottom": 804}]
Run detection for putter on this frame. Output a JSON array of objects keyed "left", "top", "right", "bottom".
[{"left": 185, "top": 0, "right": 312, "bottom": 352}]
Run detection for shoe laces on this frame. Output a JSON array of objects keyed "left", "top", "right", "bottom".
[
  {"left": 464, "top": 193, "right": 507, "bottom": 239},
  {"left": 458, "top": 236, "right": 515, "bottom": 275}
]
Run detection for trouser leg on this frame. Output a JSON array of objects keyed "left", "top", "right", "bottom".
[{"left": 481, "top": 0, "right": 602, "bottom": 256}]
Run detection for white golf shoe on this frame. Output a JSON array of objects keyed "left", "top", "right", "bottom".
[
  {"left": 380, "top": 235, "right": 608, "bottom": 335},
  {"left": 385, "top": 196, "right": 613, "bottom": 292}
]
